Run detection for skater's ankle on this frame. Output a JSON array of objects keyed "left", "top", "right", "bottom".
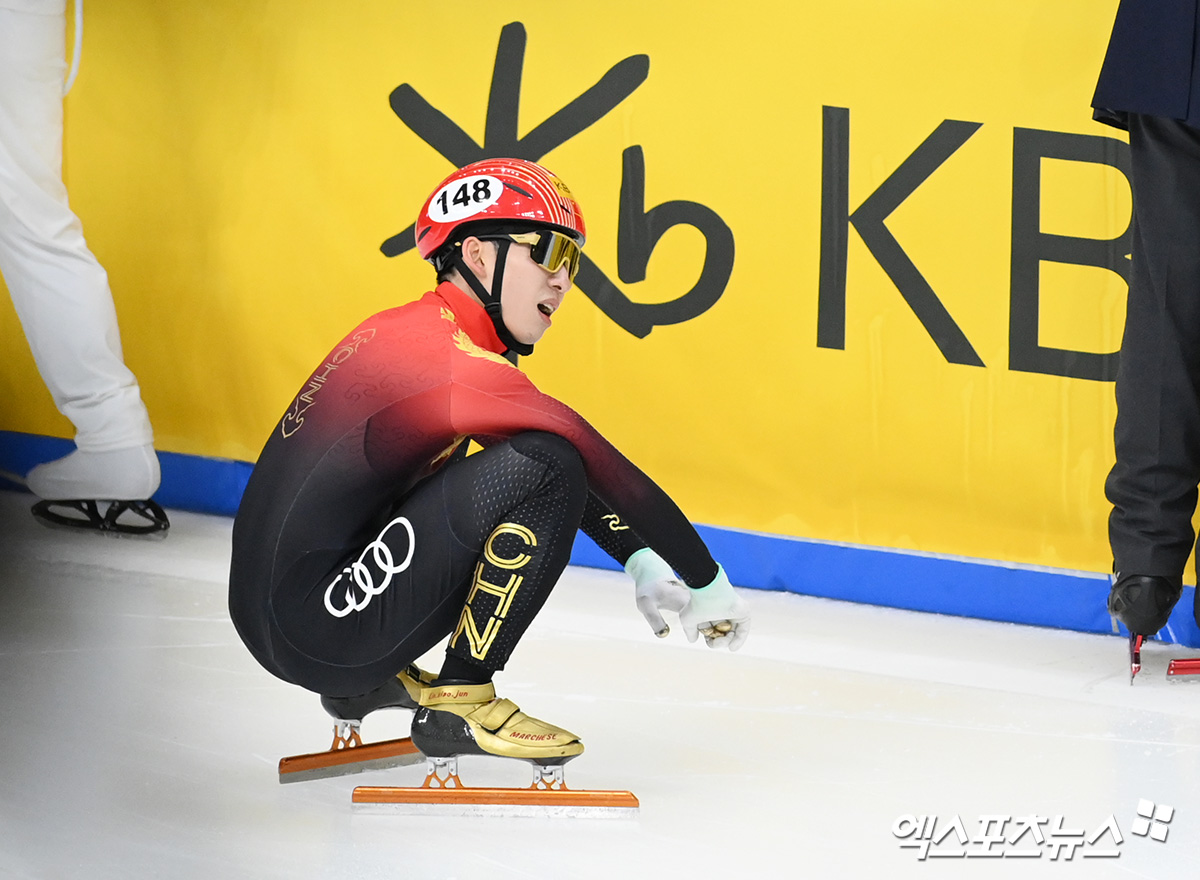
[{"left": 437, "top": 656, "right": 493, "bottom": 686}]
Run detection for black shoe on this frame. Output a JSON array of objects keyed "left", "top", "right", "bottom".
[{"left": 1108, "top": 574, "right": 1183, "bottom": 635}]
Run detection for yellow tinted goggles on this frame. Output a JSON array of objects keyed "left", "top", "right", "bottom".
[{"left": 507, "top": 230, "right": 583, "bottom": 281}]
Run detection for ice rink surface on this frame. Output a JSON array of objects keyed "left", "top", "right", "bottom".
[{"left": 1, "top": 489, "right": 1198, "bottom": 879}]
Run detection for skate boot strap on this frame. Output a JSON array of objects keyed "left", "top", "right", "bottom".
[
  {"left": 472, "top": 699, "right": 582, "bottom": 749},
  {"left": 417, "top": 683, "right": 517, "bottom": 733},
  {"left": 419, "top": 681, "right": 497, "bottom": 708},
  {"left": 413, "top": 683, "right": 583, "bottom": 758},
  {"left": 425, "top": 692, "right": 550, "bottom": 736},
  {"left": 397, "top": 665, "right": 436, "bottom": 703},
  {"left": 466, "top": 698, "right": 524, "bottom": 731},
  {"left": 418, "top": 684, "right": 581, "bottom": 742}
]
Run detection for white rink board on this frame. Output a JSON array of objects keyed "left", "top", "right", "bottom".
[{"left": 1, "top": 489, "right": 1199, "bottom": 879}]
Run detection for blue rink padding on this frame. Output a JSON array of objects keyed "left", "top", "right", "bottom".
[
  {"left": 570, "top": 529, "right": 1200, "bottom": 648},
  {"left": 4, "top": 429, "right": 1198, "bottom": 648}
]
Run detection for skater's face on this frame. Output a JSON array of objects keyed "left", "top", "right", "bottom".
[
  {"left": 459, "top": 234, "right": 574, "bottom": 345},
  {"left": 498, "top": 238, "right": 573, "bottom": 345}
]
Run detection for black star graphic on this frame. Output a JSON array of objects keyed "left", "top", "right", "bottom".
[
  {"left": 381, "top": 22, "right": 648, "bottom": 257},
  {"left": 382, "top": 22, "right": 733, "bottom": 338}
]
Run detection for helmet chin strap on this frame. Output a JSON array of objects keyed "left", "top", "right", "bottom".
[{"left": 450, "top": 239, "right": 534, "bottom": 358}]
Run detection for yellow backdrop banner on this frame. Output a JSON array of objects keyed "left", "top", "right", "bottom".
[{"left": 0, "top": 1, "right": 1135, "bottom": 574}]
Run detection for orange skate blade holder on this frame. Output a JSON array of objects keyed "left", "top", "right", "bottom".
[
  {"left": 278, "top": 721, "right": 423, "bottom": 783},
  {"left": 1166, "top": 657, "right": 1200, "bottom": 681},
  {"left": 352, "top": 756, "right": 639, "bottom": 818}
]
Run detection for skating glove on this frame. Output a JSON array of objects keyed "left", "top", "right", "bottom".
[
  {"left": 625, "top": 548, "right": 689, "bottom": 638},
  {"left": 679, "top": 565, "right": 750, "bottom": 651}
]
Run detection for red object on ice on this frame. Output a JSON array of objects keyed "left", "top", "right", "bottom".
[{"left": 1165, "top": 658, "right": 1200, "bottom": 680}]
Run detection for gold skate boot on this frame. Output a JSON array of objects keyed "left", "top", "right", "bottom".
[
  {"left": 353, "top": 682, "right": 638, "bottom": 816},
  {"left": 410, "top": 681, "right": 584, "bottom": 764}
]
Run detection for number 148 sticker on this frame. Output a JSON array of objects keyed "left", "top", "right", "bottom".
[{"left": 429, "top": 175, "right": 502, "bottom": 222}]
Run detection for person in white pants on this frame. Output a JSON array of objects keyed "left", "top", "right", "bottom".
[{"left": 0, "top": 0, "right": 162, "bottom": 519}]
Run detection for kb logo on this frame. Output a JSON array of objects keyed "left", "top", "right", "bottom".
[{"left": 381, "top": 22, "right": 734, "bottom": 339}]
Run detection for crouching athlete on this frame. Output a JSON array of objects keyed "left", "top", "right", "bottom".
[{"left": 228, "top": 158, "right": 750, "bottom": 769}]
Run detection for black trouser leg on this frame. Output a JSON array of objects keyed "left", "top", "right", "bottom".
[
  {"left": 1106, "top": 113, "right": 1200, "bottom": 578},
  {"left": 441, "top": 431, "right": 588, "bottom": 678}
]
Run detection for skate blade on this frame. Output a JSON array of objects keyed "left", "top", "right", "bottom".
[
  {"left": 31, "top": 499, "right": 170, "bottom": 539},
  {"left": 1129, "top": 633, "right": 1144, "bottom": 685},
  {"left": 278, "top": 736, "right": 423, "bottom": 783},
  {"left": 1166, "top": 658, "right": 1200, "bottom": 682},
  {"left": 351, "top": 785, "right": 639, "bottom": 818}
]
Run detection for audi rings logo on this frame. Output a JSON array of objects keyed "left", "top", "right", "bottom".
[{"left": 323, "top": 516, "right": 416, "bottom": 618}]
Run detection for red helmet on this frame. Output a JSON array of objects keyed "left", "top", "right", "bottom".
[{"left": 415, "top": 158, "right": 586, "bottom": 265}]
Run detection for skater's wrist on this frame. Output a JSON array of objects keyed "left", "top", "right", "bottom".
[
  {"left": 625, "top": 548, "right": 674, "bottom": 585},
  {"left": 630, "top": 549, "right": 689, "bottom": 638},
  {"left": 688, "top": 565, "right": 736, "bottom": 614}
]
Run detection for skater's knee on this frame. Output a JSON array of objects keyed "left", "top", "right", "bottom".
[{"left": 508, "top": 432, "right": 584, "bottom": 482}]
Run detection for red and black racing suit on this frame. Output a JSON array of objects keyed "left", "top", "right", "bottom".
[{"left": 228, "top": 282, "right": 717, "bottom": 697}]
